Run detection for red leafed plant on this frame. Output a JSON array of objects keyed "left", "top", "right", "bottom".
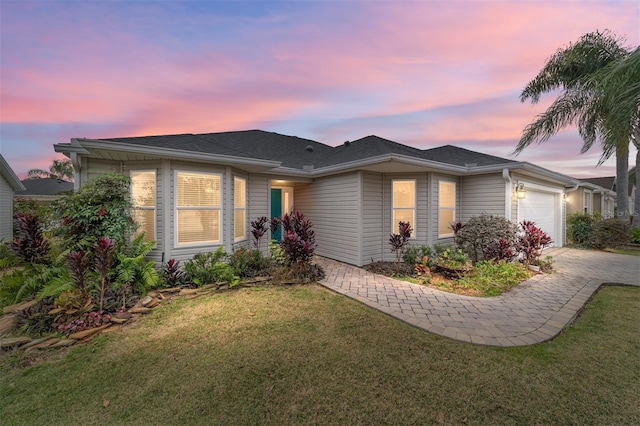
[
  {"left": 519, "top": 220, "right": 552, "bottom": 267},
  {"left": 250, "top": 216, "right": 269, "bottom": 250},
  {"left": 94, "top": 237, "right": 115, "bottom": 311},
  {"left": 389, "top": 221, "right": 412, "bottom": 263}
]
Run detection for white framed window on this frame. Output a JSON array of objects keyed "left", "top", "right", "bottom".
[
  {"left": 438, "top": 180, "right": 456, "bottom": 238},
  {"left": 234, "top": 177, "right": 247, "bottom": 241},
  {"left": 583, "top": 190, "right": 592, "bottom": 214},
  {"left": 392, "top": 179, "right": 415, "bottom": 237},
  {"left": 175, "top": 171, "right": 221, "bottom": 246},
  {"left": 130, "top": 170, "right": 156, "bottom": 243}
]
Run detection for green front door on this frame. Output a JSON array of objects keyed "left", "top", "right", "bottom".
[{"left": 271, "top": 188, "right": 282, "bottom": 241}]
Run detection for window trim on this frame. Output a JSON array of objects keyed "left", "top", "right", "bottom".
[
  {"left": 391, "top": 179, "right": 416, "bottom": 238},
  {"left": 234, "top": 176, "right": 247, "bottom": 242},
  {"left": 583, "top": 190, "right": 592, "bottom": 214},
  {"left": 438, "top": 180, "right": 456, "bottom": 238},
  {"left": 130, "top": 169, "right": 157, "bottom": 243},
  {"left": 174, "top": 170, "right": 222, "bottom": 248}
]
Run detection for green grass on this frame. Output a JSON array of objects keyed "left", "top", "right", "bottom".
[
  {"left": 604, "top": 247, "right": 640, "bottom": 256},
  {"left": 1, "top": 285, "right": 639, "bottom": 425}
]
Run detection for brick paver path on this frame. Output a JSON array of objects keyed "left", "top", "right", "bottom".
[{"left": 317, "top": 248, "right": 639, "bottom": 346}]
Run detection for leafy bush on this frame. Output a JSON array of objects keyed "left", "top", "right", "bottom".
[
  {"left": 228, "top": 248, "right": 272, "bottom": 278},
  {"left": 631, "top": 228, "right": 640, "bottom": 244},
  {"left": 0, "top": 243, "right": 19, "bottom": 270},
  {"left": 484, "top": 237, "right": 518, "bottom": 263},
  {"left": 272, "top": 263, "right": 325, "bottom": 283},
  {"left": 279, "top": 210, "right": 316, "bottom": 266},
  {"left": 402, "top": 245, "right": 432, "bottom": 265},
  {"left": 159, "top": 259, "right": 188, "bottom": 288},
  {"left": 0, "top": 268, "right": 28, "bottom": 308},
  {"left": 594, "top": 219, "right": 631, "bottom": 249},
  {"left": 183, "top": 248, "right": 239, "bottom": 287},
  {"left": 49, "top": 289, "right": 95, "bottom": 328},
  {"left": 566, "top": 213, "right": 597, "bottom": 246},
  {"left": 389, "top": 221, "right": 412, "bottom": 263},
  {"left": 269, "top": 240, "right": 286, "bottom": 266},
  {"left": 454, "top": 214, "right": 519, "bottom": 262},
  {"left": 433, "top": 248, "right": 472, "bottom": 278},
  {"left": 519, "top": 220, "right": 552, "bottom": 267},
  {"left": 51, "top": 172, "right": 135, "bottom": 252},
  {"left": 11, "top": 213, "right": 50, "bottom": 264}
]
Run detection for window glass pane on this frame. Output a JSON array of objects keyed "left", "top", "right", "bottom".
[
  {"left": 177, "top": 210, "right": 220, "bottom": 244},
  {"left": 234, "top": 209, "right": 245, "bottom": 239},
  {"left": 234, "top": 178, "right": 246, "bottom": 208},
  {"left": 176, "top": 172, "right": 220, "bottom": 207},
  {"left": 439, "top": 182, "right": 455, "bottom": 208},
  {"left": 393, "top": 210, "right": 414, "bottom": 232},
  {"left": 393, "top": 181, "right": 415, "bottom": 208},
  {"left": 438, "top": 210, "right": 455, "bottom": 236},
  {"left": 131, "top": 171, "right": 156, "bottom": 207},
  {"left": 132, "top": 209, "right": 155, "bottom": 242}
]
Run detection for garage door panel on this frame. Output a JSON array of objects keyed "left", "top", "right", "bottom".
[{"left": 519, "top": 190, "right": 558, "bottom": 247}]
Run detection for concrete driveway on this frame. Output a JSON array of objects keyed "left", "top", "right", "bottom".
[{"left": 317, "top": 247, "right": 639, "bottom": 347}]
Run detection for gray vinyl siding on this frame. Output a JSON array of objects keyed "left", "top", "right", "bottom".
[
  {"left": 382, "top": 173, "right": 429, "bottom": 262},
  {"left": 294, "top": 172, "right": 361, "bottom": 265},
  {"left": 362, "top": 172, "right": 384, "bottom": 263},
  {"left": 432, "top": 174, "right": 461, "bottom": 247},
  {"left": 248, "top": 174, "right": 270, "bottom": 255},
  {"left": 460, "top": 173, "right": 505, "bottom": 222},
  {"left": 0, "top": 176, "right": 13, "bottom": 241}
]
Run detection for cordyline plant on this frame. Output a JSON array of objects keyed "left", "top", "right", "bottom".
[
  {"left": 279, "top": 210, "right": 316, "bottom": 265},
  {"left": 484, "top": 238, "right": 518, "bottom": 263},
  {"left": 519, "top": 220, "right": 552, "bottom": 267},
  {"left": 94, "top": 237, "right": 114, "bottom": 312},
  {"left": 251, "top": 216, "right": 269, "bottom": 250},
  {"left": 389, "top": 221, "right": 412, "bottom": 263},
  {"left": 161, "top": 258, "right": 187, "bottom": 288},
  {"left": 11, "top": 213, "right": 50, "bottom": 264},
  {"left": 66, "top": 250, "right": 90, "bottom": 293}
]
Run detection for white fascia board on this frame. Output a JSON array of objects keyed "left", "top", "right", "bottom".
[
  {"left": 474, "top": 162, "right": 579, "bottom": 187},
  {"left": 67, "top": 138, "right": 282, "bottom": 169},
  {"left": 309, "top": 153, "right": 467, "bottom": 178},
  {"left": 0, "top": 155, "right": 25, "bottom": 191}
]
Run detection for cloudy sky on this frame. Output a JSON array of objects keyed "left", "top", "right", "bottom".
[{"left": 1, "top": 0, "right": 638, "bottom": 179}]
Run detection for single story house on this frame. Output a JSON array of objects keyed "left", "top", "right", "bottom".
[
  {"left": 565, "top": 178, "right": 616, "bottom": 218},
  {"left": 0, "top": 154, "right": 26, "bottom": 242},
  {"left": 54, "top": 130, "right": 579, "bottom": 266},
  {"left": 579, "top": 176, "right": 636, "bottom": 219},
  {"left": 14, "top": 178, "right": 74, "bottom": 203}
]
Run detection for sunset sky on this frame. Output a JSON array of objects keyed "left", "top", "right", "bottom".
[{"left": 1, "top": 0, "right": 638, "bottom": 179}]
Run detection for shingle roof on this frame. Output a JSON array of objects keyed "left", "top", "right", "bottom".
[
  {"left": 16, "top": 178, "right": 73, "bottom": 196},
  {"left": 582, "top": 176, "right": 615, "bottom": 191},
  {"left": 106, "top": 130, "right": 334, "bottom": 169},
  {"left": 89, "top": 130, "right": 517, "bottom": 171}
]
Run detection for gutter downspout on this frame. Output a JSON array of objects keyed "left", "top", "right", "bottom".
[
  {"left": 502, "top": 169, "right": 512, "bottom": 220},
  {"left": 70, "top": 152, "right": 81, "bottom": 190}
]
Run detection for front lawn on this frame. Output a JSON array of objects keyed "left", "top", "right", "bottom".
[{"left": 1, "top": 285, "right": 638, "bottom": 425}]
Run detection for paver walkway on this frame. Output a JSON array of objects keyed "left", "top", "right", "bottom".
[{"left": 317, "top": 247, "right": 639, "bottom": 347}]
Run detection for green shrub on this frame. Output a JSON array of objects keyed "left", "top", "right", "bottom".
[
  {"left": 183, "top": 248, "right": 239, "bottom": 287},
  {"left": 454, "top": 214, "right": 519, "bottom": 262},
  {"left": 594, "top": 219, "right": 631, "bottom": 249},
  {"left": 228, "top": 248, "right": 272, "bottom": 278},
  {"left": 402, "top": 245, "right": 432, "bottom": 265},
  {"left": 0, "top": 243, "right": 19, "bottom": 270},
  {"left": 269, "top": 240, "right": 286, "bottom": 266},
  {"left": 630, "top": 228, "right": 640, "bottom": 244},
  {"left": 272, "top": 263, "right": 325, "bottom": 283},
  {"left": 566, "top": 213, "right": 597, "bottom": 246}
]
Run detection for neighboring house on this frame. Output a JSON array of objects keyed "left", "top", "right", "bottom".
[
  {"left": 565, "top": 178, "right": 616, "bottom": 218},
  {"left": 580, "top": 176, "right": 636, "bottom": 219},
  {"left": 54, "top": 130, "right": 579, "bottom": 266},
  {"left": 14, "top": 178, "right": 74, "bottom": 203},
  {"left": 0, "top": 154, "right": 26, "bottom": 242}
]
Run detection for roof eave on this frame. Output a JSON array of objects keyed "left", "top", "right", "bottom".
[
  {"left": 57, "top": 138, "right": 283, "bottom": 170},
  {"left": 0, "top": 155, "right": 26, "bottom": 191}
]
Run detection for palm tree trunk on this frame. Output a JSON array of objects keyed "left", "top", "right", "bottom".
[
  {"left": 615, "top": 142, "right": 630, "bottom": 222},
  {"left": 632, "top": 126, "right": 640, "bottom": 228}
]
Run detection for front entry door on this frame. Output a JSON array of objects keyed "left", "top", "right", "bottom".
[{"left": 271, "top": 186, "right": 293, "bottom": 241}]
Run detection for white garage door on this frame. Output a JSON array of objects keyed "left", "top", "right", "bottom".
[{"left": 518, "top": 190, "right": 559, "bottom": 247}]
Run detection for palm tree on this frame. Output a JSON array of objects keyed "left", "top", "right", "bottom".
[
  {"left": 514, "top": 31, "right": 635, "bottom": 222},
  {"left": 27, "top": 158, "right": 74, "bottom": 181}
]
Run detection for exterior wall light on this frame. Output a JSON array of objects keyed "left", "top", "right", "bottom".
[{"left": 515, "top": 183, "right": 526, "bottom": 199}]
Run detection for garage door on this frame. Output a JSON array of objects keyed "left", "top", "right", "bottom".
[{"left": 518, "top": 190, "right": 559, "bottom": 247}]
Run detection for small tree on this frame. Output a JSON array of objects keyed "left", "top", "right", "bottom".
[
  {"left": 93, "top": 237, "right": 114, "bottom": 312},
  {"left": 455, "top": 214, "right": 519, "bottom": 262},
  {"left": 250, "top": 216, "right": 269, "bottom": 250},
  {"left": 52, "top": 172, "right": 135, "bottom": 252},
  {"left": 389, "top": 221, "right": 412, "bottom": 263}
]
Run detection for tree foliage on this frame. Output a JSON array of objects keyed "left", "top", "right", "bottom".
[{"left": 27, "top": 158, "right": 74, "bottom": 181}]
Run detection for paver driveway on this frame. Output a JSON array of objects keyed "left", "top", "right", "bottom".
[{"left": 317, "top": 247, "right": 639, "bottom": 347}]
